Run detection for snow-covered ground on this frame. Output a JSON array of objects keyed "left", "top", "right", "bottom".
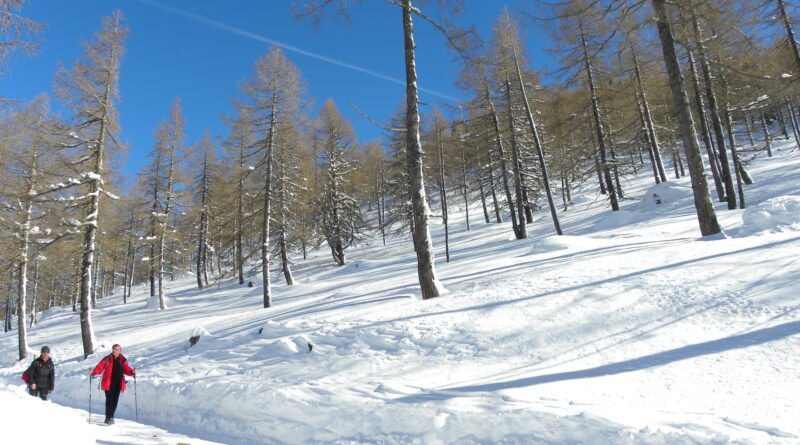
[
  {"left": 2, "top": 138, "right": 799, "bottom": 444},
  {"left": 0, "top": 382, "right": 223, "bottom": 445}
]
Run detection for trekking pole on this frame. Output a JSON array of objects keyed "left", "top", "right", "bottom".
[
  {"left": 88, "top": 375, "right": 93, "bottom": 423},
  {"left": 133, "top": 373, "right": 138, "bottom": 422}
]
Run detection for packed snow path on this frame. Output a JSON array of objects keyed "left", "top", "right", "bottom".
[
  {"left": 0, "top": 383, "right": 223, "bottom": 445},
  {"left": 2, "top": 140, "right": 799, "bottom": 444}
]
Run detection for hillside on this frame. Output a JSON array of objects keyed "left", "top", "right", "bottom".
[{"left": 2, "top": 139, "right": 799, "bottom": 444}]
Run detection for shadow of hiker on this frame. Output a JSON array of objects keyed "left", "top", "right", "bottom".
[{"left": 396, "top": 320, "right": 800, "bottom": 402}]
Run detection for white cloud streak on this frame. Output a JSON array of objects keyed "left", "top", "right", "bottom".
[{"left": 134, "top": 0, "right": 460, "bottom": 102}]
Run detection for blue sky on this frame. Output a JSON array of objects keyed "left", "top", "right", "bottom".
[{"left": 1, "top": 0, "right": 554, "bottom": 178}]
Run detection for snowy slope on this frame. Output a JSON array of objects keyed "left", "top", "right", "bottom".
[{"left": 2, "top": 139, "right": 799, "bottom": 444}]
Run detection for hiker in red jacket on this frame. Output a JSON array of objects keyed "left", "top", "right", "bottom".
[{"left": 89, "top": 344, "right": 136, "bottom": 425}]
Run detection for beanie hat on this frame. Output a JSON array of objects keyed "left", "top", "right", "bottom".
[{"left": 40, "top": 346, "right": 50, "bottom": 354}]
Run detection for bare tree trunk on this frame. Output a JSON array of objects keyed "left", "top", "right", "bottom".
[
  {"left": 686, "top": 48, "right": 725, "bottom": 201},
  {"left": 402, "top": 0, "right": 445, "bottom": 299},
  {"left": 158, "top": 139, "right": 177, "bottom": 309},
  {"left": 280, "top": 230, "right": 294, "bottom": 285},
  {"left": 594, "top": 142, "right": 606, "bottom": 195},
  {"left": 29, "top": 259, "right": 40, "bottom": 328},
  {"left": 761, "top": 110, "right": 773, "bottom": 157},
  {"left": 774, "top": 106, "right": 789, "bottom": 140},
  {"left": 744, "top": 114, "right": 755, "bottom": 146},
  {"left": 580, "top": 22, "right": 618, "bottom": 211},
  {"left": 720, "top": 77, "right": 747, "bottom": 209},
  {"left": 484, "top": 82, "right": 521, "bottom": 237},
  {"left": 691, "top": 9, "right": 736, "bottom": 209},
  {"left": 4, "top": 293, "right": 11, "bottom": 333},
  {"left": 109, "top": 252, "right": 117, "bottom": 295},
  {"left": 482, "top": 139, "right": 502, "bottom": 223},
  {"left": 605, "top": 116, "right": 625, "bottom": 198},
  {"left": 635, "top": 88, "right": 661, "bottom": 184},
  {"left": 502, "top": 74, "right": 527, "bottom": 239},
  {"left": 457, "top": 115, "right": 471, "bottom": 232},
  {"left": 277, "top": 149, "right": 294, "bottom": 285},
  {"left": 787, "top": 100, "right": 800, "bottom": 148},
  {"left": 197, "top": 153, "right": 209, "bottom": 290},
  {"left": 91, "top": 250, "right": 101, "bottom": 306},
  {"left": 261, "top": 94, "right": 277, "bottom": 308},
  {"left": 18, "top": 224, "right": 31, "bottom": 360},
  {"left": 379, "top": 161, "right": 388, "bottom": 244},
  {"left": 122, "top": 209, "right": 135, "bottom": 304},
  {"left": 216, "top": 224, "right": 222, "bottom": 277},
  {"left": 475, "top": 138, "right": 491, "bottom": 224},
  {"left": 434, "top": 121, "right": 451, "bottom": 261},
  {"left": 653, "top": 0, "right": 722, "bottom": 236},
  {"left": 512, "top": 45, "right": 562, "bottom": 235},
  {"left": 148, "top": 228, "right": 156, "bottom": 297},
  {"left": 778, "top": 0, "right": 800, "bottom": 74}
]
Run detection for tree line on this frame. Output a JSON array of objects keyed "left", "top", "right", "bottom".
[{"left": 1, "top": 0, "right": 798, "bottom": 361}]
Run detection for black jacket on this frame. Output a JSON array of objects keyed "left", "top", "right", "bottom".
[{"left": 24, "top": 357, "right": 55, "bottom": 391}]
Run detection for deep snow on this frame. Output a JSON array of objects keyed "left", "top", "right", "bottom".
[{"left": 2, "top": 138, "right": 799, "bottom": 444}]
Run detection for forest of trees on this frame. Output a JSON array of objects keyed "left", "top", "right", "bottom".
[{"left": 2, "top": 0, "right": 799, "bottom": 361}]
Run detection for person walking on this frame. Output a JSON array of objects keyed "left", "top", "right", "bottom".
[
  {"left": 23, "top": 346, "right": 55, "bottom": 400},
  {"left": 89, "top": 344, "right": 136, "bottom": 425}
]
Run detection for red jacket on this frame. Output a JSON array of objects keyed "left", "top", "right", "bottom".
[{"left": 91, "top": 354, "right": 135, "bottom": 392}]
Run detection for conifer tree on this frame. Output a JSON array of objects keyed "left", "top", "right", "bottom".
[
  {"left": 315, "top": 99, "right": 365, "bottom": 266},
  {"left": 239, "top": 46, "right": 305, "bottom": 308},
  {"left": 55, "top": 11, "right": 127, "bottom": 357}
]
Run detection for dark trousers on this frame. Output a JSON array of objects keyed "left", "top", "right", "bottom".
[
  {"left": 104, "top": 386, "right": 122, "bottom": 419},
  {"left": 28, "top": 387, "right": 48, "bottom": 401}
]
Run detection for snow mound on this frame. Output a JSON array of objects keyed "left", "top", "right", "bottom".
[
  {"left": 738, "top": 195, "right": 800, "bottom": 236},
  {"left": 633, "top": 181, "right": 693, "bottom": 213}
]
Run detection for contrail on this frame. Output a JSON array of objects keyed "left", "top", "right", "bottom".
[{"left": 133, "top": 0, "right": 460, "bottom": 102}]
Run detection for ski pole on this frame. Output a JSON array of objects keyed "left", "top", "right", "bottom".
[
  {"left": 133, "top": 373, "right": 138, "bottom": 422},
  {"left": 88, "top": 375, "right": 92, "bottom": 424}
]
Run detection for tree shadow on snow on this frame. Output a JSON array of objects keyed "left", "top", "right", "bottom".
[
  {"left": 396, "top": 319, "right": 800, "bottom": 402},
  {"left": 371, "top": 236, "right": 800, "bottom": 329}
]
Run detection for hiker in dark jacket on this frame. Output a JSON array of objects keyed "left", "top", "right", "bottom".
[
  {"left": 23, "top": 346, "right": 55, "bottom": 400},
  {"left": 89, "top": 344, "right": 136, "bottom": 425}
]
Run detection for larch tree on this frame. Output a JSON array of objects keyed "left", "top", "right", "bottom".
[
  {"left": 295, "top": 0, "right": 451, "bottom": 299},
  {"left": 546, "top": 0, "right": 620, "bottom": 211},
  {"left": 651, "top": 0, "right": 722, "bottom": 236},
  {"left": 686, "top": 1, "right": 738, "bottom": 209},
  {"left": 490, "top": 12, "right": 530, "bottom": 238},
  {"left": 315, "top": 99, "right": 365, "bottom": 267},
  {"left": 497, "top": 9, "right": 563, "bottom": 235},
  {"left": 54, "top": 11, "right": 127, "bottom": 357},
  {"left": 425, "top": 107, "right": 452, "bottom": 261},
  {"left": 222, "top": 110, "right": 255, "bottom": 285},
  {"left": 273, "top": 119, "right": 306, "bottom": 285},
  {"left": 0, "top": 97, "right": 61, "bottom": 360},
  {"left": 192, "top": 131, "right": 216, "bottom": 290},
  {"left": 142, "top": 99, "right": 184, "bottom": 309},
  {"left": 0, "top": 0, "right": 42, "bottom": 83},
  {"left": 239, "top": 45, "right": 304, "bottom": 308}
]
